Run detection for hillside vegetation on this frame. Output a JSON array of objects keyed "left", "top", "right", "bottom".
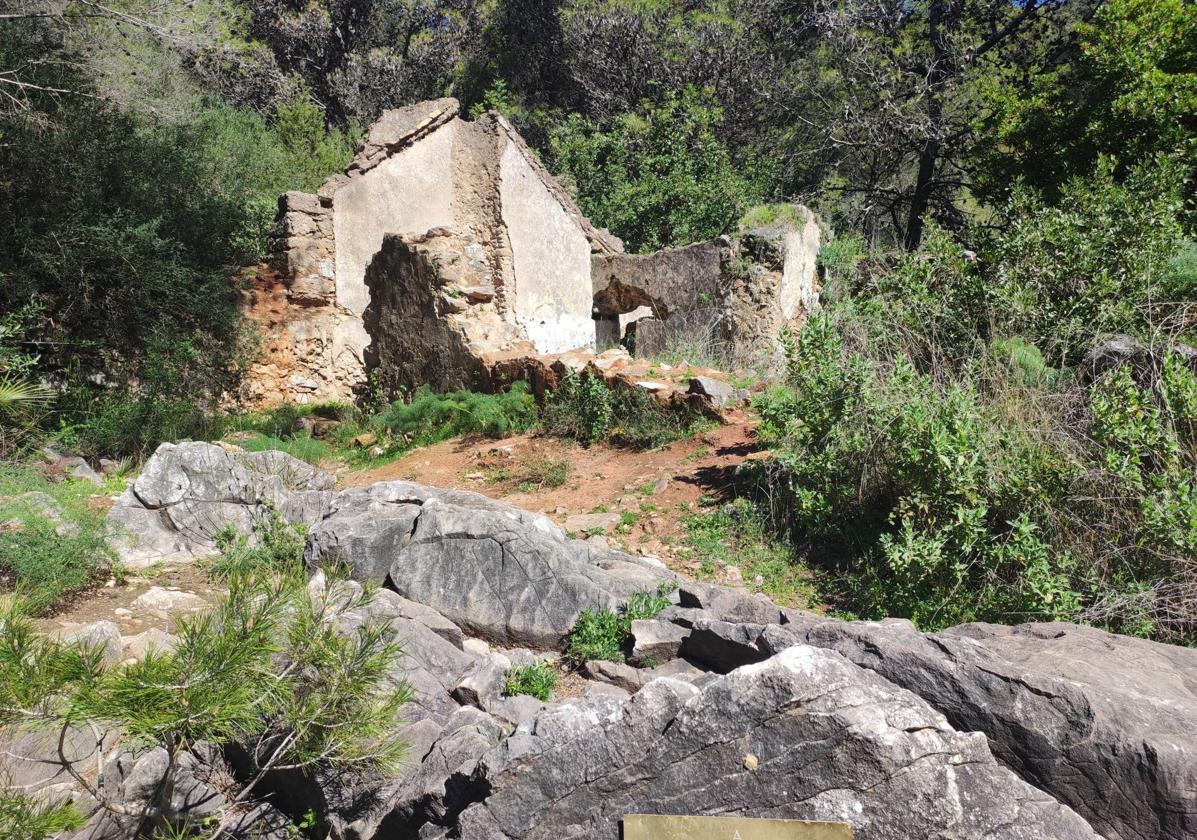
[{"left": 0, "top": 1, "right": 1194, "bottom": 650}]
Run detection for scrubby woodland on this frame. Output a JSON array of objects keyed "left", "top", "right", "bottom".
[
  {"left": 1, "top": 0, "right": 1196, "bottom": 834},
  {"left": 3, "top": 0, "right": 1195, "bottom": 636}
]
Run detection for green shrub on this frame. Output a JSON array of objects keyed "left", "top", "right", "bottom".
[
  {"left": 503, "top": 661, "right": 559, "bottom": 701},
  {"left": 541, "top": 371, "right": 704, "bottom": 449},
  {"left": 0, "top": 784, "right": 84, "bottom": 840},
  {"left": 0, "top": 569, "right": 408, "bottom": 835},
  {"left": 372, "top": 383, "right": 537, "bottom": 449},
  {"left": 563, "top": 608, "right": 625, "bottom": 665},
  {"left": 759, "top": 291, "right": 1197, "bottom": 641},
  {"left": 208, "top": 515, "right": 307, "bottom": 582},
  {"left": 549, "top": 87, "right": 768, "bottom": 252},
  {"left": 0, "top": 467, "right": 116, "bottom": 614},
  {"left": 986, "top": 159, "right": 1185, "bottom": 363},
  {"left": 563, "top": 584, "right": 675, "bottom": 666}
]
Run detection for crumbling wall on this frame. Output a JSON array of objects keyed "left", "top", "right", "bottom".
[
  {"left": 247, "top": 98, "right": 627, "bottom": 407},
  {"left": 725, "top": 206, "right": 822, "bottom": 368},
  {"left": 243, "top": 97, "right": 819, "bottom": 409},
  {"left": 333, "top": 125, "right": 456, "bottom": 317},
  {"left": 589, "top": 207, "right": 821, "bottom": 370},
  {"left": 363, "top": 228, "right": 529, "bottom": 394}
]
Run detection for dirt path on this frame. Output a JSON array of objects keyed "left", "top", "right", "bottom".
[{"left": 342, "top": 410, "right": 766, "bottom": 581}]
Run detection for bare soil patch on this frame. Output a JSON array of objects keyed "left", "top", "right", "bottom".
[{"left": 341, "top": 410, "right": 765, "bottom": 583}]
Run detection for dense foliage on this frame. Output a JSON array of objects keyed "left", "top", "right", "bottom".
[{"left": 754, "top": 163, "right": 1197, "bottom": 643}]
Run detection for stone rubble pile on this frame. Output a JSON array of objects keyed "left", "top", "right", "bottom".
[{"left": 9, "top": 442, "right": 1195, "bottom": 839}]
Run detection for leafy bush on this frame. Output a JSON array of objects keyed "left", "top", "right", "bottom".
[
  {"left": 549, "top": 87, "right": 768, "bottom": 252},
  {"left": 208, "top": 515, "right": 307, "bottom": 582},
  {"left": 563, "top": 608, "right": 625, "bottom": 665},
  {"left": 504, "top": 661, "right": 559, "bottom": 701},
  {"left": 987, "top": 159, "right": 1186, "bottom": 363},
  {"left": 0, "top": 33, "right": 353, "bottom": 454},
  {"left": 372, "top": 383, "right": 538, "bottom": 449},
  {"left": 563, "top": 584, "right": 674, "bottom": 666},
  {"left": 760, "top": 287, "right": 1197, "bottom": 641},
  {"left": 541, "top": 371, "right": 704, "bottom": 449}
]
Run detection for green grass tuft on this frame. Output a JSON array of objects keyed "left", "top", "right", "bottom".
[{"left": 503, "top": 661, "right": 559, "bottom": 701}]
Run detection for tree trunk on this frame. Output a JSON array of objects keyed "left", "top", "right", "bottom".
[{"left": 903, "top": 0, "right": 949, "bottom": 251}]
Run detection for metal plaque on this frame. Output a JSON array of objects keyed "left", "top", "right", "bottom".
[{"left": 623, "top": 815, "right": 853, "bottom": 840}]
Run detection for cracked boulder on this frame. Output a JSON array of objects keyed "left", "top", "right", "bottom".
[
  {"left": 305, "top": 480, "right": 672, "bottom": 647},
  {"left": 105, "top": 441, "right": 335, "bottom": 567},
  {"left": 779, "top": 616, "right": 1197, "bottom": 840},
  {"left": 445, "top": 646, "right": 1099, "bottom": 840}
]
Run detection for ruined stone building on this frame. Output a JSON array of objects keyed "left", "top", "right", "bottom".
[{"left": 241, "top": 98, "right": 820, "bottom": 406}]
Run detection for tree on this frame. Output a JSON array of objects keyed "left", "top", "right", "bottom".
[
  {"left": 0, "top": 564, "right": 409, "bottom": 838},
  {"left": 549, "top": 87, "right": 768, "bottom": 251},
  {"left": 985, "top": 0, "right": 1197, "bottom": 230},
  {"left": 805, "top": 0, "right": 1096, "bottom": 249}
]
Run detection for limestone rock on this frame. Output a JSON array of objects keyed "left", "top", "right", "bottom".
[
  {"left": 450, "top": 647, "right": 1099, "bottom": 840},
  {"left": 563, "top": 511, "right": 620, "bottom": 534},
  {"left": 131, "top": 587, "right": 207, "bottom": 615},
  {"left": 55, "top": 620, "right": 122, "bottom": 666},
  {"left": 305, "top": 503, "right": 421, "bottom": 584},
  {"left": 451, "top": 653, "right": 511, "bottom": 710},
  {"left": 628, "top": 619, "right": 688, "bottom": 665},
  {"left": 391, "top": 500, "right": 669, "bottom": 647},
  {"left": 783, "top": 616, "right": 1197, "bottom": 840},
  {"left": 106, "top": 441, "right": 334, "bottom": 567},
  {"left": 677, "top": 580, "right": 785, "bottom": 625},
  {"left": 686, "top": 375, "right": 738, "bottom": 407},
  {"left": 121, "top": 628, "right": 180, "bottom": 661}
]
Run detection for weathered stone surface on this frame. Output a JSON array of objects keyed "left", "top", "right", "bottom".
[
  {"left": 686, "top": 375, "right": 738, "bottom": 407},
  {"left": 678, "top": 618, "right": 775, "bottom": 672},
  {"left": 628, "top": 619, "right": 688, "bottom": 665},
  {"left": 562, "top": 511, "right": 620, "bottom": 534},
  {"left": 54, "top": 620, "right": 122, "bottom": 666},
  {"left": 450, "top": 647, "right": 1098, "bottom": 840},
  {"left": 783, "top": 616, "right": 1197, "bottom": 840},
  {"left": 370, "top": 589, "right": 466, "bottom": 650},
  {"left": 451, "top": 653, "right": 511, "bottom": 710},
  {"left": 363, "top": 228, "right": 528, "bottom": 394},
  {"left": 677, "top": 581, "right": 784, "bottom": 625},
  {"left": 378, "top": 706, "right": 508, "bottom": 835},
  {"left": 305, "top": 503, "right": 422, "bottom": 583},
  {"left": 121, "top": 628, "right": 180, "bottom": 661},
  {"left": 389, "top": 498, "right": 670, "bottom": 647},
  {"left": 488, "top": 694, "right": 545, "bottom": 728},
  {"left": 130, "top": 587, "right": 207, "bottom": 615},
  {"left": 106, "top": 441, "right": 334, "bottom": 567}
]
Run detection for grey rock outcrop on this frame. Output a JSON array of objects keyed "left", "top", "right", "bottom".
[
  {"left": 777, "top": 616, "right": 1197, "bottom": 840},
  {"left": 306, "top": 479, "right": 672, "bottom": 646},
  {"left": 448, "top": 647, "right": 1099, "bottom": 840},
  {"left": 106, "top": 441, "right": 334, "bottom": 567},
  {"left": 81, "top": 445, "right": 1197, "bottom": 840}
]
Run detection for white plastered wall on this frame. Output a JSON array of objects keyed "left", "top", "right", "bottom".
[
  {"left": 333, "top": 125, "right": 457, "bottom": 319},
  {"left": 498, "top": 140, "right": 596, "bottom": 354}
]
